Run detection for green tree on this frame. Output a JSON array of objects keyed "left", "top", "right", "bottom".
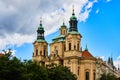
[
  {"left": 117, "top": 77, "right": 120, "bottom": 80},
  {"left": 0, "top": 49, "right": 77, "bottom": 80},
  {"left": 46, "top": 63, "right": 77, "bottom": 80},
  {"left": 100, "top": 73, "right": 117, "bottom": 80},
  {"left": 0, "top": 50, "right": 49, "bottom": 80},
  {"left": 0, "top": 50, "right": 23, "bottom": 80},
  {"left": 22, "top": 60, "right": 49, "bottom": 80}
]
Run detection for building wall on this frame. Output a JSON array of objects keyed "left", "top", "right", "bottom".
[
  {"left": 33, "top": 36, "right": 120, "bottom": 80},
  {"left": 96, "top": 58, "right": 120, "bottom": 79},
  {"left": 33, "top": 14, "right": 120, "bottom": 80},
  {"left": 50, "top": 42, "right": 65, "bottom": 59},
  {"left": 33, "top": 42, "right": 48, "bottom": 62}
]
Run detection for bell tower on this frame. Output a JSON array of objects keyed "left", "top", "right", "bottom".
[
  {"left": 64, "top": 6, "right": 82, "bottom": 76},
  {"left": 33, "top": 17, "right": 48, "bottom": 65},
  {"left": 37, "top": 18, "right": 45, "bottom": 40},
  {"left": 59, "top": 21, "right": 67, "bottom": 35},
  {"left": 64, "top": 6, "right": 82, "bottom": 57},
  {"left": 69, "top": 6, "right": 78, "bottom": 32}
]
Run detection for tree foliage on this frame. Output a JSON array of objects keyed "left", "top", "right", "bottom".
[
  {"left": 46, "top": 63, "right": 77, "bottom": 80},
  {"left": 0, "top": 52, "right": 49, "bottom": 80},
  {"left": 0, "top": 50, "right": 76, "bottom": 80},
  {"left": 99, "top": 73, "right": 120, "bottom": 80}
]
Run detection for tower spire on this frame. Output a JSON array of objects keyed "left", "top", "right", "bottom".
[
  {"left": 61, "top": 19, "right": 66, "bottom": 28},
  {"left": 36, "top": 16, "right": 45, "bottom": 41},
  {"left": 85, "top": 44, "right": 88, "bottom": 51},
  {"left": 69, "top": 5, "right": 78, "bottom": 32},
  {"left": 63, "top": 19, "right": 65, "bottom": 25},
  {"left": 40, "top": 17, "right": 42, "bottom": 26},
  {"left": 72, "top": 5, "right": 75, "bottom": 15}
]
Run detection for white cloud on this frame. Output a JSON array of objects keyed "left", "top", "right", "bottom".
[
  {"left": 0, "top": 0, "right": 98, "bottom": 50},
  {"left": 114, "top": 60, "right": 120, "bottom": 69},
  {"left": 117, "top": 56, "right": 120, "bottom": 59},
  {"left": 100, "top": 56, "right": 105, "bottom": 60},
  {"left": 95, "top": 9, "right": 99, "bottom": 14},
  {"left": 106, "top": 0, "right": 111, "bottom": 2},
  {"left": 0, "top": 33, "right": 35, "bottom": 49},
  {"left": 79, "top": 0, "right": 97, "bottom": 22},
  {"left": 114, "top": 56, "right": 120, "bottom": 69}
]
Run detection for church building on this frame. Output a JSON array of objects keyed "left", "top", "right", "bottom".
[{"left": 32, "top": 7, "right": 120, "bottom": 80}]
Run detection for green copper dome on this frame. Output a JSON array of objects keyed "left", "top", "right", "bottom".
[
  {"left": 38, "top": 24, "right": 44, "bottom": 30},
  {"left": 36, "top": 17, "right": 45, "bottom": 41},
  {"left": 70, "top": 7, "right": 77, "bottom": 21},
  {"left": 69, "top": 7, "right": 78, "bottom": 32},
  {"left": 70, "top": 15, "right": 77, "bottom": 21}
]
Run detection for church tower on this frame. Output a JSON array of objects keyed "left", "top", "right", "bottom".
[
  {"left": 59, "top": 21, "right": 67, "bottom": 35},
  {"left": 64, "top": 6, "right": 82, "bottom": 76},
  {"left": 49, "top": 22, "right": 67, "bottom": 65},
  {"left": 33, "top": 18, "right": 48, "bottom": 66},
  {"left": 64, "top": 6, "right": 82, "bottom": 57}
]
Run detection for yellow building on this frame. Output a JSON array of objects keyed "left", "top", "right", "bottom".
[{"left": 32, "top": 8, "right": 120, "bottom": 80}]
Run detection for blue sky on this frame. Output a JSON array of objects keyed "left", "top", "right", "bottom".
[{"left": 0, "top": 0, "right": 120, "bottom": 67}]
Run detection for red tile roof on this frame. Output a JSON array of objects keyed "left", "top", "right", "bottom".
[{"left": 82, "top": 50, "right": 94, "bottom": 58}]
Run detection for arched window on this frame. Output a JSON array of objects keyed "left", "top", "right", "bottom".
[
  {"left": 36, "top": 49, "right": 38, "bottom": 56},
  {"left": 44, "top": 50, "right": 45, "bottom": 56},
  {"left": 69, "top": 43, "right": 71, "bottom": 50},
  {"left": 64, "top": 30, "right": 65, "bottom": 34},
  {"left": 77, "top": 43, "right": 79, "bottom": 51},
  {"left": 93, "top": 72, "right": 96, "bottom": 80},
  {"left": 78, "top": 67, "right": 80, "bottom": 75},
  {"left": 85, "top": 72, "right": 89, "bottom": 80},
  {"left": 74, "top": 45, "right": 76, "bottom": 50},
  {"left": 44, "top": 46, "right": 47, "bottom": 56}
]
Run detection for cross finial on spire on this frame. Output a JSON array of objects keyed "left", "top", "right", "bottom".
[{"left": 72, "top": 5, "right": 75, "bottom": 15}]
